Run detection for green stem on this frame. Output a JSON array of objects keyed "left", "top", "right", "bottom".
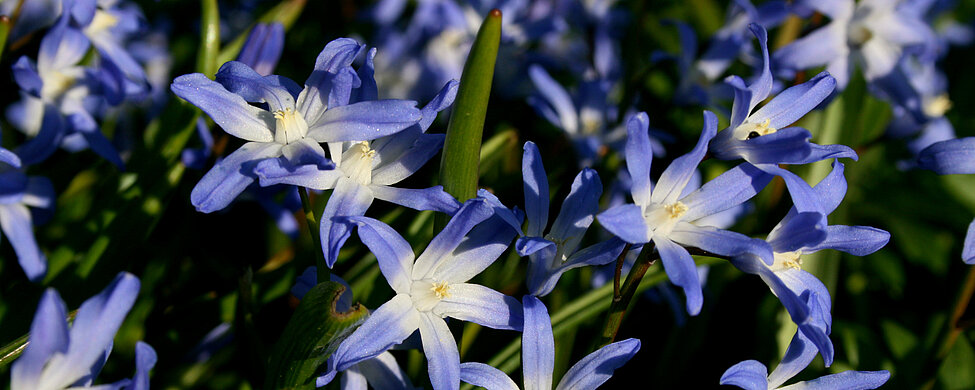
[
  {"left": 598, "top": 243, "right": 656, "bottom": 347},
  {"left": 197, "top": 0, "right": 220, "bottom": 77},
  {"left": 613, "top": 244, "right": 633, "bottom": 300},
  {"left": 299, "top": 188, "right": 329, "bottom": 283},
  {"left": 921, "top": 265, "right": 975, "bottom": 389}
]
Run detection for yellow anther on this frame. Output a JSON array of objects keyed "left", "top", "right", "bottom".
[
  {"left": 924, "top": 94, "right": 952, "bottom": 118},
  {"left": 664, "top": 202, "right": 688, "bottom": 219},
  {"left": 430, "top": 281, "right": 451, "bottom": 299}
]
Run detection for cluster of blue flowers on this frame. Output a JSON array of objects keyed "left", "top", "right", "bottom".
[{"left": 3, "top": 0, "right": 974, "bottom": 388}]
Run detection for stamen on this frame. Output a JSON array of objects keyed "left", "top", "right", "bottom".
[
  {"left": 664, "top": 202, "right": 688, "bottom": 219},
  {"left": 430, "top": 281, "right": 450, "bottom": 299}
]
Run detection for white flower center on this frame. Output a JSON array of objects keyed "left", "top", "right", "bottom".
[
  {"left": 86, "top": 10, "right": 119, "bottom": 36},
  {"left": 273, "top": 108, "right": 308, "bottom": 145},
  {"left": 923, "top": 94, "right": 952, "bottom": 118},
  {"left": 410, "top": 279, "right": 450, "bottom": 312},
  {"left": 340, "top": 141, "right": 376, "bottom": 185},
  {"left": 735, "top": 118, "right": 776, "bottom": 140},
  {"left": 580, "top": 107, "right": 603, "bottom": 135},
  {"left": 643, "top": 201, "right": 688, "bottom": 236},
  {"left": 771, "top": 250, "right": 803, "bottom": 272},
  {"left": 40, "top": 71, "right": 77, "bottom": 101},
  {"left": 847, "top": 23, "right": 873, "bottom": 47}
]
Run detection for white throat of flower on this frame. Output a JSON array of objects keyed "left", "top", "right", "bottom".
[
  {"left": 735, "top": 118, "right": 776, "bottom": 140},
  {"left": 924, "top": 94, "right": 952, "bottom": 118},
  {"left": 580, "top": 107, "right": 603, "bottom": 135},
  {"left": 847, "top": 23, "right": 874, "bottom": 47},
  {"left": 770, "top": 250, "right": 804, "bottom": 272},
  {"left": 85, "top": 10, "right": 119, "bottom": 36},
  {"left": 411, "top": 279, "right": 451, "bottom": 313},
  {"left": 341, "top": 141, "right": 376, "bottom": 185},
  {"left": 643, "top": 201, "right": 688, "bottom": 236},
  {"left": 273, "top": 108, "right": 309, "bottom": 145}
]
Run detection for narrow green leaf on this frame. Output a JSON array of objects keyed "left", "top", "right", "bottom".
[
  {"left": 265, "top": 281, "right": 369, "bottom": 390},
  {"left": 197, "top": 0, "right": 220, "bottom": 77},
  {"left": 0, "top": 15, "right": 11, "bottom": 64},
  {"left": 438, "top": 9, "right": 502, "bottom": 207}
]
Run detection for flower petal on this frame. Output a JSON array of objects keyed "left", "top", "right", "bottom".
[
  {"left": 670, "top": 222, "right": 774, "bottom": 266},
  {"left": 682, "top": 163, "right": 773, "bottom": 222},
  {"left": 320, "top": 177, "right": 375, "bottom": 268},
  {"left": 459, "top": 362, "right": 519, "bottom": 390},
  {"left": 190, "top": 142, "right": 283, "bottom": 213},
  {"left": 529, "top": 65, "right": 578, "bottom": 134},
  {"left": 370, "top": 185, "right": 461, "bottom": 214},
  {"left": 329, "top": 294, "right": 421, "bottom": 373},
  {"left": 751, "top": 72, "right": 836, "bottom": 130},
  {"left": 419, "top": 313, "right": 461, "bottom": 390},
  {"left": 796, "top": 370, "right": 891, "bottom": 390},
  {"left": 435, "top": 213, "right": 521, "bottom": 284},
  {"left": 964, "top": 219, "right": 975, "bottom": 265},
  {"left": 522, "top": 295, "right": 554, "bottom": 390},
  {"left": 340, "top": 215, "right": 415, "bottom": 294},
  {"left": 555, "top": 338, "right": 641, "bottom": 390},
  {"left": 237, "top": 23, "right": 285, "bottom": 77},
  {"left": 354, "top": 351, "right": 417, "bottom": 390},
  {"left": 170, "top": 73, "right": 274, "bottom": 142},
  {"left": 0, "top": 204, "right": 47, "bottom": 281},
  {"left": 654, "top": 237, "right": 703, "bottom": 315},
  {"left": 652, "top": 111, "right": 717, "bottom": 205},
  {"left": 371, "top": 133, "right": 445, "bottom": 186},
  {"left": 306, "top": 100, "right": 421, "bottom": 143},
  {"left": 11, "top": 290, "right": 69, "bottom": 389},
  {"left": 804, "top": 225, "right": 890, "bottom": 256},
  {"left": 131, "top": 342, "right": 157, "bottom": 390},
  {"left": 918, "top": 137, "right": 975, "bottom": 175},
  {"left": 719, "top": 360, "right": 768, "bottom": 390},
  {"left": 624, "top": 112, "right": 653, "bottom": 207},
  {"left": 215, "top": 61, "right": 296, "bottom": 112},
  {"left": 413, "top": 199, "right": 493, "bottom": 280},
  {"left": 597, "top": 204, "right": 652, "bottom": 244},
  {"left": 523, "top": 141, "right": 550, "bottom": 238},
  {"left": 253, "top": 157, "right": 343, "bottom": 190},
  {"left": 548, "top": 167, "right": 602, "bottom": 251},
  {"left": 434, "top": 283, "right": 522, "bottom": 331}
]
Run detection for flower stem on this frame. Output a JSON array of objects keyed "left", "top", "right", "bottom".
[
  {"left": 598, "top": 243, "right": 656, "bottom": 347},
  {"left": 298, "top": 188, "right": 329, "bottom": 283},
  {"left": 613, "top": 244, "right": 633, "bottom": 301}
]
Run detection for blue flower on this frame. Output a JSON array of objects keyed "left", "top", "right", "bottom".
[
  {"left": 171, "top": 38, "right": 423, "bottom": 213},
  {"left": 317, "top": 198, "right": 523, "bottom": 390},
  {"left": 710, "top": 24, "right": 857, "bottom": 166},
  {"left": 721, "top": 300, "right": 889, "bottom": 390},
  {"left": 734, "top": 160, "right": 889, "bottom": 365},
  {"left": 516, "top": 141, "right": 627, "bottom": 296},
  {"left": 253, "top": 51, "right": 460, "bottom": 267},
  {"left": 0, "top": 142, "right": 56, "bottom": 282},
  {"left": 459, "top": 295, "right": 641, "bottom": 390},
  {"left": 10, "top": 272, "right": 156, "bottom": 390},
  {"left": 774, "top": 0, "right": 935, "bottom": 89},
  {"left": 695, "top": 0, "right": 790, "bottom": 82},
  {"left": 597, "top": 111, "right": 774, "bottom": 315}
]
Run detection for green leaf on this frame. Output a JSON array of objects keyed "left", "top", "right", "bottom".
[
  {"left": 265, "top": 281, "right": 369, "bottom": 390},
  {"left": 938, "top": 334, "right": 975, "bottom": 389},
  {"left": 437, "top": 9, "right": 502, "bottom": 207}
]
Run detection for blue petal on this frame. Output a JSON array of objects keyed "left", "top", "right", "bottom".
[
  {"left": 670, "top": 222, "right": 774, "bottom": 266},
  {"left": 0, "top": 204, "right": 47, "bottom": 282},
  {"left": 418, "top": 313, "right": 460, "bottom": 390},
  {"left": 597, "top": 204, "right": 652, "bottom": 244},
  {"left": 434, "top": 210, "right": 522, "bottom": 284},
  {"left": 725, "top": 76, "right": 753, "bottom": 130},
  {"left": 523, "top": 141, "right": 550, "bottom": 237},
  {"left": 16, "top": 103, "right": 65, "bottom": 166},
  {"left": 751, "top": 71, "right": 836, "bottom": 130},
  {"left": 797, "top": 370, "right": 891, "bottom": 389},
  {"left": 131, "top": 342, "right": 157, "bottom": 390},
  {"left": 682, "top": 163, "right": 773, "bottom": 222},
  {"left": 305, "top": 100, "right": 421, "bottom": 143},
  {"left": 10, "top": 290, "right": 69, "bottom": 389},
  {"left": 435, "top": 284, "right": 523, "bottom": 331},
  {"left": 746, "top": 23, "right": 773, "bottom": 111},
  {"left": 38, "top": 21, "right": 90, "bottom": 75},
  {"left": 253, "top": 157, "right": 343, "bottom": 190},
  {"left": 215, "top": 61, "right": 296, "bottom": 111},
  {"left": 320, "top": 178, "right": 375, "bottom": 268},
  {"left": 788, "top": 143, "right": 858, "bottom": 165},
  {"left": 528, "top": 65, "right": 578, "bottom": 134},
  {"left": 190, "top": 142, "right": 283, "bottom": 213},
  {"left": 12, "top": 57, "right": 43, "bottom": 96},
  {"left": 69, "top": 112, "right": 125, "bottom": 170},
  {"left": 714, "top": 127, "right": 814, "bottom": 164},
  {"left": 719, "top": 360, "right": 768, "bottom": 390},
  {"left": 328, "top": 294, "right": 421, "bottom": 375},
  {"left": 918, "top": 137, "right": 975, "bottom": 175},
  {"left": 805, "top": 225, "right": 890, "bottom": 256},
  {"left": 964, "top": 219, "right": 975, "bottom": 264},
  {"left": 61, "top": 273, "right": 140, "bottom": 384},
  {"left": 548, "top": 167, "right": 603, "bottom": 251},
  {"left": 556, "top": 338, "right": 641, "bottom": 390},
  {"left": 354, "top": 351, "right": 418, "bottom": 390},
  {"left": 170, "top": 73, "right": 274, "bottom": 142},
  {"left": 352, "top": 48, "right": 378, "bottom": 104},
  {"left": 773, "top": 25, "right": 845, "bottom": 74},
  {"left": 652, "top": 111, "right": 717, "bottom": 205},
  {"left": 371, "top": 185, "right": 460, "bottom": 214},
  {"left": 517, "top": 236, "right": 555, "bottom": 257},
  {"left": 340, "top": 215, "right": 415, "bottom": 294},
  {"left": 413, "top": 198, "right": 494, "bottom": 279},
  {"left": 297, "top": 38, "right": 365, "bottom": 122},
  {"left": 459, "top": 362, "right": 518, "bottom": 390},
  {"left": 372, "top": 133, "right": 445, "bottom": 185},
  {"left": 419, "top": 80, "right": 459, "bottom": 131},
  {"left": 624, "top": 112, "right": 653, "bottom": 207},
  {"left": 654, "top": 237, "right": 703, "bottom": 315},
  {"left": 813, "top": 159, "right": 847, "bottom": 214},
  {"left": 522, "top": 295, "right": 554, "bottom": 390},
  {"left": 767, "top": 330, "right": 819, "bottom": 388},
  {"left": 237, "top": 23, "right": 285, "bottom": 76}
]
